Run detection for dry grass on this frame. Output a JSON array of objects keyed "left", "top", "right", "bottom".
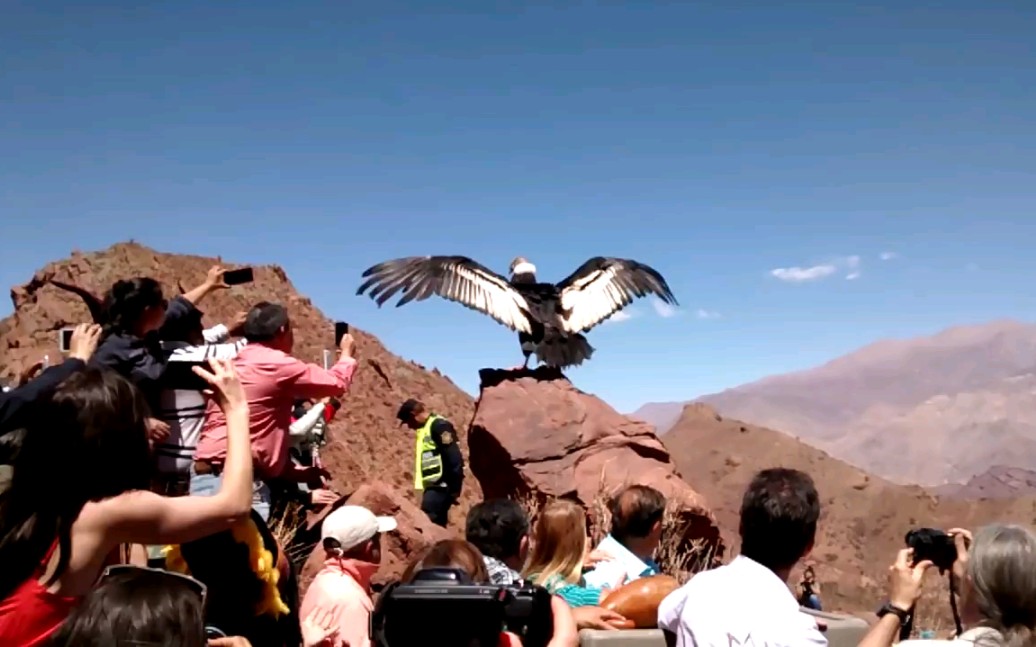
[{"left": 267, "top": 500, "right": 314, "bottom": 566}]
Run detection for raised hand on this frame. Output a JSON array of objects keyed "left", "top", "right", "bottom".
[
  {"left": 301, "top": 607, "right": 338, "bottom": 647},
  {"left": 68, "top": 323, "right": 102, "bottom": 362},
  {"left": 193, "top": 359, "right": 247, "bottom": 413},
  {"left": 206, "top": 265, "right": 230, "bottom": 290}
]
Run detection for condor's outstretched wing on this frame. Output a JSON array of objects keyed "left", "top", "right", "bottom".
[
  {"left": 356, "top": 256, "right": 533, "bottom": 334},
  {"left": 557, "top": 257, "right": 678, "bottom": 333},
  {"left": 49, "top": 280, "right": 106, "bottom": 324}
]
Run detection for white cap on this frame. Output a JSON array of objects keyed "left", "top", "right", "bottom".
[{"left": 321, "top": 505, "right": 398, "bottom": 552}]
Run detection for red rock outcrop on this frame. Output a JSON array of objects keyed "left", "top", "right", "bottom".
[
  {"left": 0, "top": 242, "right": 484, "bottom": 528},
  {"left": 300, "top": 481, "right": 452, "bottom": 589},
  {"left": 468, "top": 367, "right": 724, "bottom": 562}
]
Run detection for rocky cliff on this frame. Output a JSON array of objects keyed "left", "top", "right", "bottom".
[{"left": 0, "top": 242, "right": 484, "bottom": 524}]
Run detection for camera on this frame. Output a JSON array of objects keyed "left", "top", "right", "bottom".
[
  {"left": 371, "top": 568, "right": 554, "bottom": 647},
  {"left": 905, "top": 527, "right": 958, "bottom": 572}
]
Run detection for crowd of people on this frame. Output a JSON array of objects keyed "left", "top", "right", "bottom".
[{"left": 1, "top": 267, "right": 1035, "bottom": 647}]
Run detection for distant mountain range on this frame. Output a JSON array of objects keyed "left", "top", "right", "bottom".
[
  {"left": 661, "top": 402, "right": 1036, "bottom": 613},
  {"left": 633, "top": 319, "right": 1036, "bottom": 487}
]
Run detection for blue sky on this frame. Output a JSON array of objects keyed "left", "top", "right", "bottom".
[{"left": 2, "top": 1, "right": 1035, "bottom": 412}]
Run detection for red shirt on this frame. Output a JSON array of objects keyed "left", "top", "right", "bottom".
[
  {"left": 0, "top": 544, "right": 78, "bottom": 646},
  {"left": 195, "top": 343, "right": 357, "bottom": 479}
]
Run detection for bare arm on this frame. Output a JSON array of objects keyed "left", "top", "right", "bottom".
[{"left": 182, "top": 265, "right": 228, "bottom": 306}]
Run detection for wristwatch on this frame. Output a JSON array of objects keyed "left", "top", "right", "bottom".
[{"left": 877, "top": 602, "right": 912, "bottom": 625}]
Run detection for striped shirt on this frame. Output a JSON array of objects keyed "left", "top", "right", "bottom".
[
  {"left": 528, "top": 573, "right": 604, "bottom": 608},
  {"left": 154, "top": 326, "right": 247, "bottom": 474}
]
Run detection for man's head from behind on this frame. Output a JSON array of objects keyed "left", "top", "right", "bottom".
[
  {"left": 465, "top": 499, "right": 530, "bottom": 568},
  {"left": 396, "top": 398, "right": 429, "bottom": 430},
  {"left": 608, "top": 485, "right": 666, "bottom": 555},
  {"left": 243, "top": 302, "right": 292, "bottom": 352},
  {"left": 739, "top": 468, "right": 820, "bottom": 573},
  {"left": 322, "top": 505, "right": 398, "bottom": 565}
]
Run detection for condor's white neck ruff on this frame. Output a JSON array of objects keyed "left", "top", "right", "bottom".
[{"left": 511, "top": 262, "right": 537, "bottom": 276}]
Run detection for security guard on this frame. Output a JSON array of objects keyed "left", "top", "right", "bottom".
[{"left": 396, "top": 398, "right": 464, "bottom": 527}]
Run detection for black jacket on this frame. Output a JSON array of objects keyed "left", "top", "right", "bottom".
[
  {"left": 428, "top": 416, "right": 465, "bottom": 497},
  {"left": 89, "top": 295, "right": 199, "bottom": 409},
  {"left": 0, "top": 358, "right": 86, "bottom": 436}
]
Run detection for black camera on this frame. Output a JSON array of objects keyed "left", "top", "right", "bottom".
[
  {"left": 905, "top": 527, "right": 958, "bottom": 572},
  {"left": 371, "top": 568, "right": 554, "bottom": 647}
]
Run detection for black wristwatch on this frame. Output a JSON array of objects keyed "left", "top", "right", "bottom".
[{"left": 877, "top": 602, "right": 912, "bottom": 625}]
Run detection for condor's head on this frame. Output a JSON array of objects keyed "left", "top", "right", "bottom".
[{"left": 509, "top": 257, "right": 537, "bottom": 283}]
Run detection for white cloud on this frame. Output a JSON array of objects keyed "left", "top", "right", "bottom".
[
  {"left": 771, "top": 255, "right": 862, "bottom": 283},
  {"left": 606, "top": 309, "right": 635, "bottom": 324},
  {"left": 879, "top": 251, "right": 898, "bottom": 261},
  {"left": 695, "top": 308, "right": 721, "bottom": 319},
  {"left": 845, "top": 255, "right": 861, "bottom": 280},
  {"left": 652, "top": 300, "right": 679, "bottom": 318},
  {"left": 770, "top": 264, "right": 837, "bottom": 282}
]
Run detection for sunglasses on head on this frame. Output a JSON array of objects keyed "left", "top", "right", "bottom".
[{"left": 100, "top": 564, "right": 208, "bottom": 610}]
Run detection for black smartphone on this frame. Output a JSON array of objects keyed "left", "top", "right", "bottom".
[
  {"left": 223, "top": 267, "right": 254, "bottom": 286},
  {"left": 59, "top": 328, "right": 75, "bottom": 353},
  {"left": 334, "top": 321, "right": 350, "bottom": 346},
  {"left": 164, "top": 360, "right": 211, "bottom": 392}
]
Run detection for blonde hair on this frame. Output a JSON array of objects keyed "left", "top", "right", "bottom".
[
  {"left": 967, "top": 524, "right": 1036, "bottom": 647},
  {"left": 522, "top": 499, "right": 588, "bottom": 585}
]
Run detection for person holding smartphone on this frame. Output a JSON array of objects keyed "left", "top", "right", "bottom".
[{"left": 192, "top": 302, "right": 358, "bottom": 522}]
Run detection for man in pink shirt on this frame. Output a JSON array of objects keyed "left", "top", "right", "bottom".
[
  {"left": 300, "top": 505, "right": 397, "bottom": 647},
  {"left": 191, "top": 302, "right": 357, "bottom": 520}
]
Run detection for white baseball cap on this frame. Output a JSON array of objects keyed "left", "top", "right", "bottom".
[{"left": 321, "top": 505, "right": 398, "bottom": 552}]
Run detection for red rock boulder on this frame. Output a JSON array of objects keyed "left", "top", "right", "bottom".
[
  {"left": 299, "top": 481, "right": 452, "bottom": 591},
  {"left": 468, "top": 367, "right": 724, "bottom": 566}
]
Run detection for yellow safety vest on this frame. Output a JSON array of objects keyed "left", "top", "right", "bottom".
[{"left": 414, "top": 414, "right": 444, "bottom": 490}]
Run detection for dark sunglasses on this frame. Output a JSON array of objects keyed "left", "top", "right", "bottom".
[{"left": 100, "top": 564, "right": 208, "bottom": 609}]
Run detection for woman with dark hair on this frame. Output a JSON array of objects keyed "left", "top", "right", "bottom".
[
  {"left": 90, "top": 268, "right": 229, "bottom": 441},
  {"left": 0, "top": 361, "right": 254, "bottom": 646}
]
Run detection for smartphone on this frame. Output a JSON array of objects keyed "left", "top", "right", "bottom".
[
  {"left": 334, "top": 321, "right": 350, "bottom": 346},
  {"left": 223, "top": 267, "right": 254, "bottom": 286},
  {"left": 163, "top": 360, "right": 211, "bottom": 392},
  {"left": 59, "top": 328, "right": 75, "bottom": 353}
]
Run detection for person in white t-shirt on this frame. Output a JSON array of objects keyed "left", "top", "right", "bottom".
[{"left": 658, "top": 468, "right": 827, "bottom": 647}]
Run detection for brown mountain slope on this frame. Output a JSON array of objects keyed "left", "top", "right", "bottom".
[
  {"left": 0, "top": 242, "right": 483, "bottom": 525},
  {"left": 932, "top": 466, "right": 1036, "bottom": 500},
  {"left": 662, "top": 403, "right": 1036, "bottom": 616},
  {"left": 641, "top": 320, "right": 1036, "bottom": 487}
]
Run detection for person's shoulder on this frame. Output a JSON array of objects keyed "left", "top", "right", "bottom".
[
  {"left": 431, "top": 416, "right": 454, "bottom": 430},
  {"left": 430, "top": 418, "right": 457, "bottom": 443}
]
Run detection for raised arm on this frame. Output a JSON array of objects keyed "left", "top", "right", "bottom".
[
  {"left": 181, "top": 265, "right": 229, "bottom": 307},
  {"left": 1, "top": 325, "right": 99, "bottom": 434},
  {"left": 98, "top": 359, "right": 254, "bottom": 546},
  {"left": 287, "top": 333, "right": 358, "bottom": 400},
  {"left": 289, "top": 402, "right": 327, "bottom": 438}
]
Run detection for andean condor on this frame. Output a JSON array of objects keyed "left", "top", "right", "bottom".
[{"left": 355, "top": 255, "right": 678, "bottom": 370}]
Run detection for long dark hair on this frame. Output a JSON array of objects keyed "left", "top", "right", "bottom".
[
  {"left": 101, "top": 277, "right": 165, "bottom": 339},
  {"left": 47, "top": 567, "right": 206, "bottom": 647},
  {"left": 0, "top": 368, "right": 152, "bottom": 600}
]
